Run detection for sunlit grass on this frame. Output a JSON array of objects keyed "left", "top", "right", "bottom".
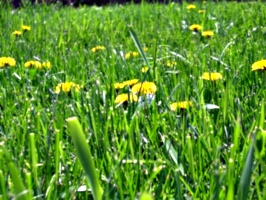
[{"left": 0, "top": 1, "right": 265, "bottom": 199}]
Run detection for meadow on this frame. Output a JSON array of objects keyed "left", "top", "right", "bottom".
[{"left": 0, "top": 1, "right": 265, "bottom": 199}]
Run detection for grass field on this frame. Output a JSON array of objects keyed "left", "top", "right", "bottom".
[{"left": 0, "top": 1, "right": 265, "bottom": 199}]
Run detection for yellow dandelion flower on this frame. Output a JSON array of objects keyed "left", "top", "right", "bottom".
[
  {"left": 201, "top": 72, "right": 223, "bottom": 81},
  {"left": 91, "top": 46, "right": 105, "bottom": 53},
  {"left": 189, "top": 24, "right": 202, "bottom": 32},
  {"left": 25, "top": 60, "right": 51, "bottom": 70},
  {"left": 72, "top": 82, "right": 81, "bottom": 92},
  {"left": 12, "top": 31, "right": 22, "bottom": 36},
  {"left": 131, "top": 82, "right": 157, "bottom": 95},
  {"left": 141, "top": 67, "right": 149, "bottom": 73},
  {"left": 132, "top": 52, "right": 138, "bottom": 58},
  {"left": 54, "top": 82, "right": 81, "bottom": 94},
  {"left": 198, "top": 10, "right": 205, "bottom": 13},
  {"left": 125, "top": 52, "right": 139, "bottom": 59},
  {"left": 187, "top": 4, "right": 196, "bottom": 10},
  {"left": 0, "top": 57, "right": 16, "bottom": 68},
  {"left": 61, "top": 82, "right": 72, "bottom": 93},
  {"left": 171, "top": 101, "right": 193, "bottom": 111},
  {"left": 42, "top": 61, "right": 51, "bottom": 70},
  {"left": 166, "top": 61, "right": 177, "bottom": 67},
  {"left": 115, "top": 93, "right": 138, "bottom": 104},
  {"left": 22, "top": 25, "right": 31, "bottom": 31},
  {"left": 123, "top": 79, "right": 139, "bottom": 86},
  {"left": 143, "top": 47, "right": 148, "bottom": 52},
  {"left": 114, "top": 83, "right": 125, "bottom": 89},
  {"left": 125, "top": 52, "right": 131, "bottom": 59},
  {"left": 251, "top": 60, "right": 266, "bottom": 71},
  {"left": 33, "top": 61, "right": 42, "bottom": 69},
  {"left": 24, "top": 61, "right": 36, "bottom": 68},
  {"left": 202, "top": 31, "right": 214, "bottom": 38}
]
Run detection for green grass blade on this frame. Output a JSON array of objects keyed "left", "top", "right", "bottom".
[
  {"left": 8, "top": 163, "right": 29, "bottom": 200},
  {"left": 128, "top": 26, "right": 150, "bottom": 68},
  {"left": 66, "top": 117, "right": 103, "bottom": 200},
  {"left": 237, "top": 144, "right": 255, "bottom": 200},
  {"left": 1, "top": 145, "right": 29, "bottom": 200}
]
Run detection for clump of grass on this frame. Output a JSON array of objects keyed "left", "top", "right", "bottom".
[{"left": 0, "top": 1, "right": 265, "bottom": 199}]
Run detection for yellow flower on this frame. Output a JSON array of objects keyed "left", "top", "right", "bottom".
[
  {"left": 202, "top": 31, "right": 214, "bottom": 38},
  {"left": 42, "top": 62, "right": 51, "bottom": 70},
  {"left": 22, "top": 25, "right": 31, "bottom": 31},
  {"left": 114, "top": 93, "right": 138, "bottom": 104},
  {"left": 91, "top": 46, "right": 105, "bottom": 53},
  {"left": 125, "top": 52, "right": 139, "bottom": 59},
  {"left": 251, "top": 60, "right": 266, "bottom": 71},
  {"left": 198, "top": 10, "right": 205, "bottom": 13},
  {"left": 201, "top": 72, "right": 223, "bottom": 81},
  {"left": 55, "top": 82, "right": 81, "bottom": 94},
  {"left": 131, "top": 82, "right": 157, "bottom": 95},
  {"left": 171, "top": 101, "right": 193, "bottom": 111},
  {"left": 141, "top": 67, "right": 149, "bottom": 73},
  {"left": 24, "top": 60, "right": 51, "bottom": 70},
  {"left": 24, "top": 60, "right": 41, "bottom": 69},
  {"left": 123, "top": 79, "right": 139, "bottom": 86},
  {"left": 187, "top": 4, "right": 196, "bottom": 10},
  {"left": 132, "top": 52, "right": 138, "bottom": 58},
  {"left": 114, "top": 79, "right": 138, "bottom": 89},
  {"left": 189, "top": 24, "right": 202, "bottom": 32},
  {"left": 125, "top": 52, "right": 131, "bottom": 59},
  {"left": 12, "top": 31, "right": 22, "bottom": 36},
  {"left": 166, "top": 61, "right": 177, "bottom": 67},
  {"left": 24, "top": 61, "right": 35, "bottom": 68},
  {"left": 114, "top": 83, "right": 125, "bottom": 89},
  {"left": 143, "top": 47, "right": 148, "bottom": 52},
  {"left": 0, "top": 57, "right": 16, "bottom": 67},
  {"left": 34, "top": 61, "right": 42, "bottom": 69}
]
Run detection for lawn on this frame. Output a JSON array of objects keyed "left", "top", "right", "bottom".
[{"left": 0, "top": 1, "right": 265, "bottom": 199}]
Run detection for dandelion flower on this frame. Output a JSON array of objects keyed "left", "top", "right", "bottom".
[
  {"left": 25, "top": 60, "right": 51, "bottom": 70},
  {"left": 0, "top": 57, "right": 16, "bottom": 68},
  {"left": 12, "top": 31, "right": 22, "bottom": 36},
  {"left": 42, "top": 61, "right": 51, "bottom": 70},
  {"left": 114, "top": 83, "right": 125, "bottom": 89},
  {"left": 198, "top": 10, "right": 205, "bottom": 13},
  {"left": 251, "top": 60, "right": 266, "bottom": 71},
  {"left": 125, "top": 52, "right": 139, "bottom": 59},
  {"left": 24, "top": 60, "right": 41, "bottom": 69},
  {"left": 166, "top": 60, "right": 177, "bottom": 67},
  {"left": 114, "top": 79, "right": 138, "bottom": 89},
  {"left": 143, "top": 47, "right": 148, "bottom": 52},
  {"left": 132, "top": 52, "right": 138, "bottom": 57},
  {"left": 114, "top": 93, "right": 138, "bottom": 104},
  {"left": 187, "top": 4, "right": 196, "bottom": 10},
  {"left": 123, "top": 79, "right": 139, "bottom": 86},
  {"left": 91, "top": 46, "right": 105, "bottom": 53},
  {"left": 22, "top": 25, "right": 31, "bottom": 31},
  {"left": 171, "top": 101, "right": 193, "bottom": 111},
  {"left": 24, "top": 61, "right": 35, "bottom": 68},
  {"left": 34, "top": 61, "right": 42, "bottom": 69},
  {"left": 202, "top": 31, "right": 214, "bottom": 38},
  {"left": 189, "top": 24, "right": 202, "bottom": 32},
  {"left": 55, "top": 82, "right": 81, "bottom": 94},
  {"left": 201, "top": 72, "right": 223, "bottom": 81},
  {"left": 125, "top": 53, "right": 131, "bottom": 59},
  {"left": 141, "top": 67, "right": 149, "bottom": 73},
  {"left": 132, "top": 82, "right": 157, "bottom": 95}
]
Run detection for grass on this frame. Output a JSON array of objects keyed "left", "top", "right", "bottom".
[{"left": 0, "top": 1, "right": 265, "bottom": 199}]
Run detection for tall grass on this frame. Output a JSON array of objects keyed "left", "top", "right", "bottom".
[{"left": 0, "top": 1, "right": 265, "bottom": 199}]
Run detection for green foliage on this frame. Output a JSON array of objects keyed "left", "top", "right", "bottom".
[{"left": 0, "top": 1, "right": 265, "bottom": 199}]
